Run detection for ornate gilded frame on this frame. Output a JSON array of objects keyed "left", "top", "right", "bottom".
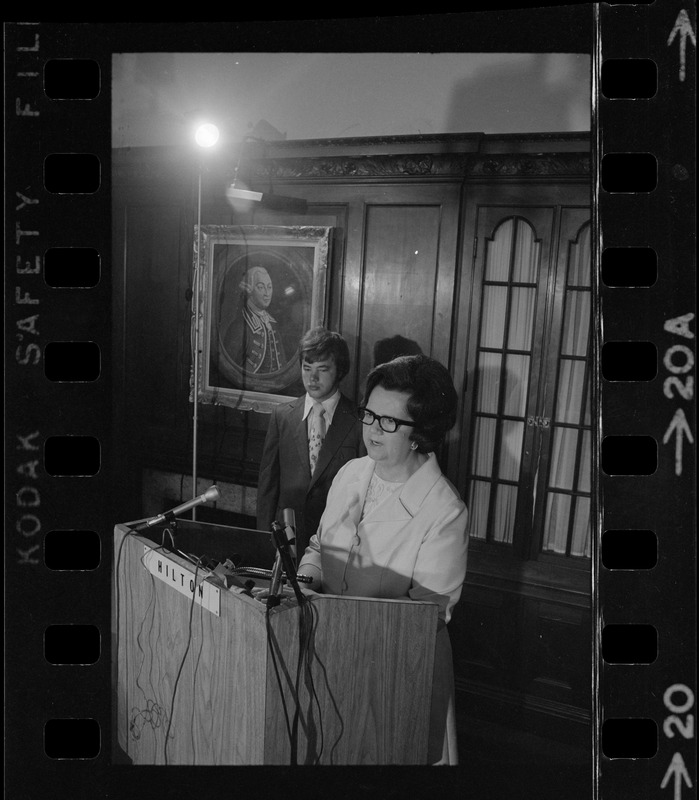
[{"left": 192, "top": 225, "right": 331, "bottom": 413}]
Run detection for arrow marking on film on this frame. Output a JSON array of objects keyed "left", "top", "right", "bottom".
[
  {"left": 662, "top": 408, "right": 694, "bottom": 476},
  {"left": 667, "top": 9, "right": 696, "bottom": 82},
  {"left": 661, "top": 752, "right": 693, "bottom": 800}
]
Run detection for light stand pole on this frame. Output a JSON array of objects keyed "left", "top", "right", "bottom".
[
  {"left": 191, "top": 123, "right": 220, "bottom": 517},
  {"left": 192, "top": 164, "right": 202, "bottom": 511}
]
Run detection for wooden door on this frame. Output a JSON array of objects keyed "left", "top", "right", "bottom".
[
  {"left": 451, "top": 181, "right": 592, "bottom": 738},
  {"left": 457, "top": 188, "right": 592, "bottom": 564}
]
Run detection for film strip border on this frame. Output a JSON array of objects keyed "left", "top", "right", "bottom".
[
  {"left": 597, "top": 2, "right": 696, "bottom": 798},
  {"left": 3, "top": 9, "right": 696, "bottom": 798},
  {"left": 5, "top": 20, "right": 114, "bottom": 768}
]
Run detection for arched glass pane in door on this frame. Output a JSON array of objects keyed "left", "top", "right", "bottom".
[
  {"left": 468, "top": 217, "right": 540, "bottom": 545},
  {"left": 541, "top": 222, "right": 592, "bottom": 557}
]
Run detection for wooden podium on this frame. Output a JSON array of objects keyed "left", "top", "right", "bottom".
[{"left": 113, "top": 522, "right": 438, "bottom": 765}]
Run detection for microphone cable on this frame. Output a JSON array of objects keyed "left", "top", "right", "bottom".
[
  {"left": 188, "top": 588, "right": 207, "bottom": 763},
  {"left": 300, "top": 597, "right": 347, "bottom": 764},
  {"left": 133, "top": 546, "right": 159, "bottom": 723},
  {"left": 265, "top": 604, "right": 295, "bottom": 758},
  {"left": 264, "top": 591, "right": 321, "bottom": 765},
  {"left": 114, "top": 526, "right": 141, "bottom": 749},
  {"left": 163, "top": 555, "right": 202, "bottom": 765},
  {"left": 115, "top": 528, "right": 171, "bottom": 750},
  {"left": 116, "top": 527, "right": 211, "bottom": 764},
  {"left": 129, "top": 558, "right": 170, "bottom": 747},
  {"left": 297, "top": 598, "right": 325, "bottom": 764},
  {"left": 290, "top": 606, "right": 306, "bottom": 765},
  {"left": 266, "top": 593, "right": 326, "bottom": 765}
]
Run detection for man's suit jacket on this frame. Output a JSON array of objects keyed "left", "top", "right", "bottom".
[{"left": 256, "top": 393, "right": 365, "bottom": 555}]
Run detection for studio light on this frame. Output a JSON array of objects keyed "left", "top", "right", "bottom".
[
  {"left": 226, "top": 134, "right": 308, "bottom": 214},
  {"left": 226, "top": 184, "right": 308, "bottom": 213},
  {"left": 227, "top": 186, "right": 263, "bottom": 203},
  {"left": 194, "top": 122, "right": 220, "bottom": 148}
]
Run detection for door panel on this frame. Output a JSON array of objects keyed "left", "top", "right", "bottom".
[
  {"left": 536, "top": 216, "right": 592, "bottom": 557},
  {"left": 347, "top": 184, "right": 461, "bottom": 397},
  {"left": 466, "top": 206, "right": 555, "bottom": 547},
  {"left": 362, "top": 204, "right": 441, "bottom": 361}
]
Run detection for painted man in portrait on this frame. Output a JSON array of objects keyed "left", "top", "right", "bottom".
[{"left": 226, "top": 265, "right": 286, "bottom": 374}]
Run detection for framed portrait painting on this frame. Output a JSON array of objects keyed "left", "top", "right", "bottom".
[{"left": 192, "top": 225, "right": 332, "bottom": 413}]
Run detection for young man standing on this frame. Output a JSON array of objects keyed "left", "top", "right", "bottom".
[{"left": 256, "top": 327, "right": 365, "bottom": 557}]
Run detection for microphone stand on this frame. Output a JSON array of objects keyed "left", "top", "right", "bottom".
[
  {"left": 268, "top": 520, "right": 305, "bottom": 606},
  {"left": 267, "top": 550, "right": 284, "bottom": 605}
]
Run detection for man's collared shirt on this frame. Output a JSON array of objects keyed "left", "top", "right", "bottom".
[{"left": 302, "top": 389, "right": 341, "bottom": 432}]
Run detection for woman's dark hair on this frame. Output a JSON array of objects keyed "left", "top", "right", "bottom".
[
  {"left": 299, "top": 327, "right": 351, "bottom": 382},
  {"left": 363, "top": 354, "right": 458, "bottom": 453}
]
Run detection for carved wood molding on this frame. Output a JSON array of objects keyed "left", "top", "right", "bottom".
[
  {"left": 113, "top": 147, "right": 591, "bottom": 187},
  {"left": 468, "top": 154, "right": 590, "bottom": 177},
  {"left": 249, "top": 152, "right": 590, "bottom": 181}
]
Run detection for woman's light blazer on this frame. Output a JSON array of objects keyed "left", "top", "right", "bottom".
[{"left": 298, "top": 453, "right": 468, "bottom": 623}]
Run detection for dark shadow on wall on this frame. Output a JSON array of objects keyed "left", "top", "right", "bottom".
[
  {"left": 373, "top": 334, "right": 423, "bottom": 366},
  {"left": 351, "top": 334, "right": 425, "bottom": 405}
]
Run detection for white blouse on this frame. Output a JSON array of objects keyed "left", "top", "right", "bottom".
[{"left": 361, "top": 471, "right": 405, "bottom": 519}]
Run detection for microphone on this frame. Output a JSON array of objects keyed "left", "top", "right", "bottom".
[
  {"left": 282, "top": 508, "right": 297, "bottom": 564},
  {"left": 267, "top": 549, "right": 284, "bottom": 603},
  {"left": 131, "top": 485, "right": 220, "bottom": 531},
  {"left": 270, "top": 520, "right": 305, "bottom": 605}
]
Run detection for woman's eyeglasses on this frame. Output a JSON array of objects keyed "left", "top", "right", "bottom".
[{"left": 357, "top": 406, "right": 416, "bottom": 433}]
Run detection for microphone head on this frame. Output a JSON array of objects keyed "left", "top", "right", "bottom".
[
  {"left": 281, "top": 509, "right": 296, "bottom": 556},
  {"left": 203, "top": 485, "right": 220, "bottom": 503}
]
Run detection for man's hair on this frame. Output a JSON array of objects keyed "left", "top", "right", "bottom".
[{"left": 299, "top": 327, "right": 351, "bottom": 382}]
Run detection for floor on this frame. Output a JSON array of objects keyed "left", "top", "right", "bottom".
[
  {"left": 112, "top": 659, "right": 593, "bottom": 797},
  {"left": 456, "top": 718, "right": 593, "bottom": 800}
]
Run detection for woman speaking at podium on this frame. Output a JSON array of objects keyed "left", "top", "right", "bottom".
[{"left": 297, "top": 354, "right": 469, "bottom": 765}]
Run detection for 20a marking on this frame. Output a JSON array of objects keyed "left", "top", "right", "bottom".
[{"left": 662, "top": 314, "right": 695, "bottom": 476}]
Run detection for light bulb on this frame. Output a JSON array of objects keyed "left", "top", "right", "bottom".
[{"left": 195, "top": 123, "right": 220, "bottom": 148}]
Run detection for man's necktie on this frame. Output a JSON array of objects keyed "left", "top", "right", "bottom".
[{"left": 309, "top": 403, "right": 327, "bottom": 476}]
